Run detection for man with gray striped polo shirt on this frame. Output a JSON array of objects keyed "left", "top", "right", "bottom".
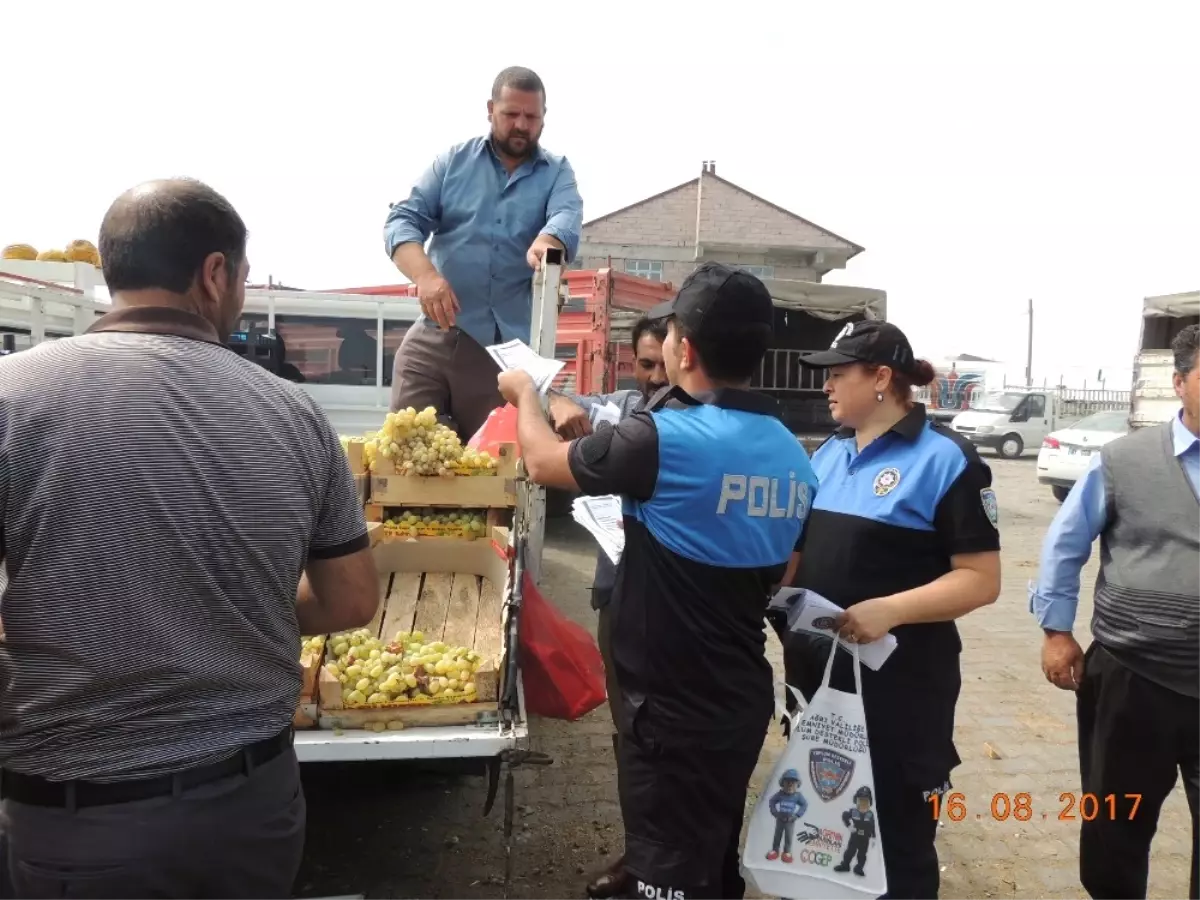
[
  {"left": 0, "top": 178, "right": 381, "bottom": 898},
  {"left": 1030, "top": 323, "right": 1199, "bottom": 900}
]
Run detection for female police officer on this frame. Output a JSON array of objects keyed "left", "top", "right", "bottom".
[{"left": 782, "top": 320, "right": 1002, "bottom": 899}]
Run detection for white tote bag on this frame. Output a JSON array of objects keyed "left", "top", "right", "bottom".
[{"left": 743, "top": 642, "right": 887, "bottom": 899}]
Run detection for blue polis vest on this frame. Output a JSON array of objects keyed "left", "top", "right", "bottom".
[{"left": 625, "top": 400, "right": 818, "bottom": 567}]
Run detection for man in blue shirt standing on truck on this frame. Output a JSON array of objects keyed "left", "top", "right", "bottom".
[{"left": 383, "top": 65, "right": 583, "bottom": 440}]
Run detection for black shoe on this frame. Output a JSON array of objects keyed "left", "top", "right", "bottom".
[
  {"left": 833, "top": 863, "right": 850, "bottom": 873},
  {"left": 586, "top": 858, "right": 629, "bottom": 899},
  {"left": 853, "top": 866, "right": 865, "bottom": 877}
]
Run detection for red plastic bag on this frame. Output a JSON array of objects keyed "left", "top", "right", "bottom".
[
  {"left": 468, "top": 403, "right": 519, "bottom": 457},
  {"left": 518, "top": 572, "right": 608, "bottom": 720}
]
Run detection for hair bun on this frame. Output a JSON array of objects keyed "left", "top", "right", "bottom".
[{"left": 909, "top": 359, "right": 937, "bottom": 387}]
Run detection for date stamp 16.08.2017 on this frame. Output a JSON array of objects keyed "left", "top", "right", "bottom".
[{"left": 929, "top": 791, "right": 1144, "bottom": 823}]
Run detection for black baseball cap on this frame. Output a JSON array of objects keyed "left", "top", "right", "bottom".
[
  {"left": 797, "top": 320, "right": 917, "bottom": 373},
  {"left": 645, "top": 262, "right": 774, "bottom": 339}
]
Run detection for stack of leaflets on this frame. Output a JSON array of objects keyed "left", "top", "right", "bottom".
[
  {"left": 589, "top": 401, "right": 622, "bottom": 427},
  {"left": 571, "top": 494, "right": 624, "bottom": 564}
]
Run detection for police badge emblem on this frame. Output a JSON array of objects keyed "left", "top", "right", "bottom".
[
  {"left": 981, "top": 487, "right": 999, "bottom": 529},
  {"left": 872, "top": 467, "right": 901, "bottom": 497},
  {"left": 809, "top": 748, "right": 856, "bottom": 802}
]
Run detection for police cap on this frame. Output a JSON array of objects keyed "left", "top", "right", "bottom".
[
  {"left": 797, "top": 320, "right": 918, "bottom": 377},
  {"left": 644, "top": 262, "right": 774, "bottom": 343}
]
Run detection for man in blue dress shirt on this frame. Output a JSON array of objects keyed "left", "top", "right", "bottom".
[
  {"left": 383, "top": 66, "right": 583, "bottom": 439},
  {"left": 1029, "top": 323, "right": 1199, "bottom": 900}
]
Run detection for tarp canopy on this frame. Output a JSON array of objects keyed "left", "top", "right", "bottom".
[
  {"left": 1144, "top": 290, "right": 1199, "bottom": 318},
  {"left": 759, "top": 277, "right": 887, "bottom": 322}
]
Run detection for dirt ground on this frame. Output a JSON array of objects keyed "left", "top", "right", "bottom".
[{"left": 295, "top": 457, "right": 1192, "bottom": 899}]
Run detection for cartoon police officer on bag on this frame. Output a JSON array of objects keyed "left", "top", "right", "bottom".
[
  {"left": 835, "top": 786, "right": 876, "bottom": 877},
  {"left": 766, "top": 768, "right": 809, "bottom": 863}
]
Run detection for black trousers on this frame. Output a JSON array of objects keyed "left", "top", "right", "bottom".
[
  {"left": 3, "top": 747, "right": 304, "bottom": 899},
  {"left": 781, "top": 632, "right": 956, "bottom": 899},
  {"left": 615, "top": 719, "right": 767, "bottom": 900},
  {"left": 596, "top": 602, "right": 623, "bottom": 734},
  {"left": 1076, "top": 642, "right": 1200, "bottom": 900}
]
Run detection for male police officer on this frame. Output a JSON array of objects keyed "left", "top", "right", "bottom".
[
  {"left": 497, "top": 262, "right": 818, "bottom": 900},
  {"left": 543, "top": 315, "right": 670, "bottom": 899}
]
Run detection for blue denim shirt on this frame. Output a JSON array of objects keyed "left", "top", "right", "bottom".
[
  {"left": 383, "top": 136, "right": 583, "bottom": 349},
  {"left": 1028, "top": 410, "right": 1200, "bottom": 631}
]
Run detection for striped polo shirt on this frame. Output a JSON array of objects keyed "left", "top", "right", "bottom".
[{"left": 0, "top": 307, "right": 369, "bottom": 781}]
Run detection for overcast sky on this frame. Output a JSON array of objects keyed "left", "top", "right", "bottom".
[{"left": 2, "top": 1, "right": 1195, "bottom": 387}]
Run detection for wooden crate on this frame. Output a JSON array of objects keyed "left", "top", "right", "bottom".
[
  {"left": 354, "top": 473, "right": 368, "bottom": 507},
  {"left": 368, "top": 443, "right": 518, "bottom": 509},
  {"left": 294, "top": 636, "right": 326, "bottom": 729},
  {"left": 344, "top": 439, "right": 367, "bottom": 475},
  {"left": 318, "top": 536, "right": 512, "bottom": 730}
]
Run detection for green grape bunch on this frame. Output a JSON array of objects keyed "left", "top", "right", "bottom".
[
  {"left": 324, "top": 627, "right": 485, "bottom": 708},
  {"left": 363, "top": 407, "right": 500, "bottom": 477},
  {"left": 300, "top": 635, "right": 326, "bottom": 659},
  {"left": 382, "top": 507, "right": 488, "bottom": 539}
]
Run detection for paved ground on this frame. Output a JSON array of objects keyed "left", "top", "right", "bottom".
[{"left": 296, "top": 457, "right": 1192, "bottom": 899}]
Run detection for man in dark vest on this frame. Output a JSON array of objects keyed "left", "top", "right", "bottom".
[{"left": 1030, "top": 322, "right": 1199, "bottom": 900}]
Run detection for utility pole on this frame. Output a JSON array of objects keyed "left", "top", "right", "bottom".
[{"left": 1024, "top": 298, "right": 1034, "bottom": 388}]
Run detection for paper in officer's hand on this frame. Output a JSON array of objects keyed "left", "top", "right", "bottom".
[
  {"left": 768, "top": 587, "right": 897, "bottom": 671},
  {"left": 485, "top": 339, "right": 565, "bottom": 395}
]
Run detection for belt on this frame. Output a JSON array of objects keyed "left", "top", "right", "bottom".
[{"left": 0, "top": 727, "right": 293, "bottom": 809}]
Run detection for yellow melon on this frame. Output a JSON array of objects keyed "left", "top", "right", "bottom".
[
  {"left": 2, "top": 243, "right": 38, "bottom": 261},
  {"left": 36, "top": 249, "right": 70, "bottom": 262},
  {"left": 64, "top": 239, "right": 100, "bottom": 266}
]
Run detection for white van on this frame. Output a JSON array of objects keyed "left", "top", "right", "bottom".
[{"left": 948, "top": 389, "right": 1112, "bottom": 459}]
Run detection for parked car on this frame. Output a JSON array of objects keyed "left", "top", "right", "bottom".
[{"left": 1035, "top": 409, "right": 1130, "bottom": 501}]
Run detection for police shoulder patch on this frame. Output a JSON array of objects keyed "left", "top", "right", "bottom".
[
  {"left": 578, "top": 426, "right": 615, "bottom": 466},
  {"left": 872, "top": 467, "right": 901, "bottom": 497},
  {"left": 980, "top": 487, "right": 999, "bottom": 529}
]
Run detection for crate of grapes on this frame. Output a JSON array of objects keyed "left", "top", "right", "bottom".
[
  {"left": 363, "top": 407, "right": 517, "bottom": 509},
  {"left": 369, "top": 506, "right": 502, "bottom": 544},
  {"left": 317, "top": 533, "right": 511, "bottom": 731}
]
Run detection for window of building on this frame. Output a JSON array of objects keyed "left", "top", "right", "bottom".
[
  {"left": 740, "top": 265, "right": 775, "bottom": 279},
  {"left": 625, "top": 260, "right": 664, "bottom": 282}
]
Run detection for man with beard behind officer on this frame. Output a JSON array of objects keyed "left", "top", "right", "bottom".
[
  {"left": 542, "top": 315, "right": 669, "bottom": 898},
  {"left": 384, "top": 66, "right": 583, "bottom": 440},
  {"left": 497, "top": 263, "right": 818, "bottom": 900}
]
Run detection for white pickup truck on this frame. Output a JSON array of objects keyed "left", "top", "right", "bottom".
[
  {"left": 0, "top": 258, "right": 565, "bottom": 774},
  {"left": 949, "top": 388, "right": 1128, "bottom": 459}
]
